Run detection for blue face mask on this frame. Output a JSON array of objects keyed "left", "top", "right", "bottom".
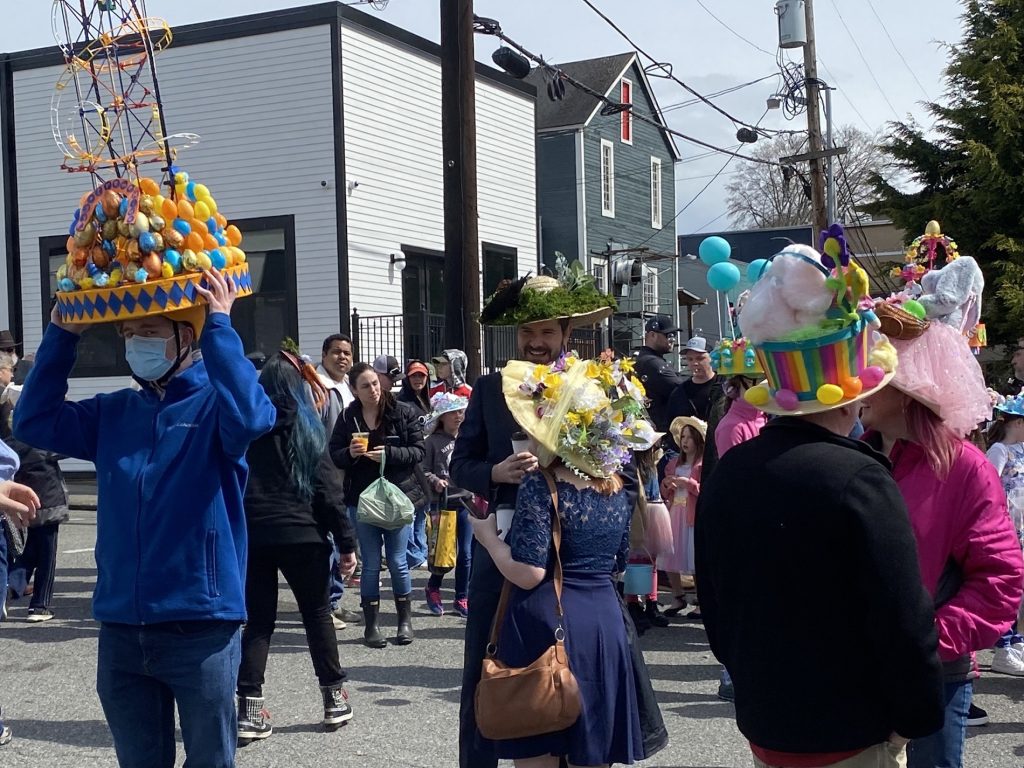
[{"left": 124, "top": 335, "right": 175, "bottom": 381}]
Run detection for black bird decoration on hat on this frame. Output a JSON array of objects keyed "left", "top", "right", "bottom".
[{"left": 479, "top": 274, "right": 530, "bottom": 325}]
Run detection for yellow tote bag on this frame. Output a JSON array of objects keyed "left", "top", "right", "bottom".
[{"left": 428, "top": 508, "right": 458, "bottom": 572}]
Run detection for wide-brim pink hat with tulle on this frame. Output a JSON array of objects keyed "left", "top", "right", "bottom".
[{"left": 889, "top": 321, "right": 991, "bottom": 437}]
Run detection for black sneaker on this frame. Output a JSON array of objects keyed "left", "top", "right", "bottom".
[
  {"left": 967, "top": 703, "right": 989, "bottom": 727},
  {"left": 645, "top": 601, "right": 670, "bottom": 628},
  {"left": 321, "top": 685, "right": 354, "bottom": 731},
  {"left": 627, "top": 601, "right": 651, "bottom": 636},
  {"left": 237, "top": 696, "right": 272, "bottom": 744}
]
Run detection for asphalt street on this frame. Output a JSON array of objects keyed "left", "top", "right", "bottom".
[{"left": 2, "top": 510, "right": 1022, "bottom": 767}]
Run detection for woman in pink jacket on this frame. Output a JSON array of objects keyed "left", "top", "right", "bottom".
[
  {"left": 715, "top": 375, "right": 768, "bottom": 457},
  {"left": 861, "top": 319, "right": 1024, "bottom": 768}
]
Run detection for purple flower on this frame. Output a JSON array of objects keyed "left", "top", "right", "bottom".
[{"left": 819, "top": 223, "right": 849, "bottom": 270}]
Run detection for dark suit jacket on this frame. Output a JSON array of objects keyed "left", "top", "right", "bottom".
[{"left": 450, "top": 371, "right": 520, "bottom": 509}]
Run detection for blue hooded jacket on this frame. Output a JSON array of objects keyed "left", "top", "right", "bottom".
[{"left": 13, "top": 313, "right": 276, "bottom": 624}]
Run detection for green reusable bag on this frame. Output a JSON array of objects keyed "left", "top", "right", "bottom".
[{"left": 357, "top": 448, "right": 415, "bottom": 530}]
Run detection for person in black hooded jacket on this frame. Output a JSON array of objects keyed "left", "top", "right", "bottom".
[
  {"left": 330, "top": 361, "right": 426, "bottom": 649},
  {"left": 236, "top": 352, "right": 358, "bottom": 743}
]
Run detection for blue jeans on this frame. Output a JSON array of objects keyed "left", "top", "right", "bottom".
[
  {"left": 907, "top": 679, "right": 971, "bottom": 768},
  {"left": 97, "top": 620, "right": 241, "bottom": 768},
  {"left": 351, "top": 506, "right": 411, "bottom": 601},
  {"left": 427, "top": 505, "right": 473, "bottom": 599},
  {"left": 407, "top": 505, "right": 429, "bottom": 569},
  {"left": 8, "top": 522, "right": 60, "bottom": 610}
]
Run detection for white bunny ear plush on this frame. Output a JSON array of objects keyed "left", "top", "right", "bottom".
[{"left": 918, "top": 255, "right": 984, "bottom": 333}]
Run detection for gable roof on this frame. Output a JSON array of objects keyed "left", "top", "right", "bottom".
[{"left": 525, "top": 52, "right": 680, "bottom": 160}]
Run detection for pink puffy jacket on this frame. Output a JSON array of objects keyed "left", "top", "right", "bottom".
[
  {"left": 714, "top": 398, "right": 767, "bottom": 457},
  {"left": 888, "top": 438, "right": 1024, "bottom": 662}
]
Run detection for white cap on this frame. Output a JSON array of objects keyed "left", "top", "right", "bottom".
[{"left": 683, "top": 336, "right": 708, "bottom": 353}]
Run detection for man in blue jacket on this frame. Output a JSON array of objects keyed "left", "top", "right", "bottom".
[{"left": 14, "top": 269, "right": 275, "bottom": 768}]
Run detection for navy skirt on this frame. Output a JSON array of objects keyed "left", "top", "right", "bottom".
[{"left": 480, "top": 571, "right": 644, "bottom": 765}]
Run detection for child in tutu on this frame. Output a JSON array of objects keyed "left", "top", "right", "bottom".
[
  {"left": 986, "top": 394, "right": 1024, "bottom": 673},
  {"left": 659, "top": 417, "right": 706, "bottom": 617},
  {"left": 624, "top": 446, "right": 674, "bottom": 634}
]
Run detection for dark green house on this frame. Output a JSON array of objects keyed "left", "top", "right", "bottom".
[{"left": 526, "top": 53, "right": 681, "bottom": 354}]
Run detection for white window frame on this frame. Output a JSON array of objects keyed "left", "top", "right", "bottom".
[
  {"left": 620, "top": 78, "right": 633, "bottom": 145},
  {"left": 601, "top": 139, "right": 615, "bottom": 218},
  {"left": 590, "top": 256, "right": 608, "bottom": 294},
  {"left": 642, "top": 266, "right": 659, "bottom": 314},
  {"left": 650, "top": 157, "right": 663, "bottom": 229}
]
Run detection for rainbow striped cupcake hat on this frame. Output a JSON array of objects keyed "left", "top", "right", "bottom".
[{"left": 737, "top": 224, "right": 898, "bottom": 415}]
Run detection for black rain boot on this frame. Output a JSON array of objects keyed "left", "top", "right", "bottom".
[
  {"left": 320, "top": 684, "right": 354, "bottom": 731},
  {"left": 645, "top": 599, "right": 670, "bottom": 627},
  {"left": 627, "top": 600, "right": 650, "bottom": 636},
  {"left": 394, "top": 593, "right": 414, "bottom": 645},
  {"left": 237, "top": 695, "right": 272, "bottom": 744},
  {"left": 361, "top": 599, "right": 387, "bottom": 649}
]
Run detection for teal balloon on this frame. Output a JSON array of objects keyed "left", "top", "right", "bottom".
[
  {"left": 699, "top": 236, "right": 731, "bottom": 265},
  {"left": 747, "top": 259, "right": 770, "bottom": 282},
  {"left": 707, "top": 261, "right": 741, "bottom": 292}
]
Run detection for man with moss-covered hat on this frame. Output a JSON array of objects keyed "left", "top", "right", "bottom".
[{"left": 451, "top": 260, "right": 667, "bottom": 768}]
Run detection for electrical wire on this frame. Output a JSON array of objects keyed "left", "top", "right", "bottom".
[
  {"left": 694, "top": 0, "right": 777, "bottom": 58},
  {"left": 578, "top": 0, "right": 785, "bottom": 137},
  {"left": 474, "top": 17, "right": 786, "bottom": 168},
  {"left": 825, "top": 0, "right": 901, "bottom": 120},
  {"left": 863, "top": 0, "right": 932, "bottom": 101},
  {"left": 816, "top": 58, "right": 874, "bottom": 132}
]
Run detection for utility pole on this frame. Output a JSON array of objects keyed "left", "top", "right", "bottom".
[
  {"left": 802, "top": 0, "right": 828, "bottom": 235},
  {"left": 440, "top": 0, "right": 481, "bottom": 380}
]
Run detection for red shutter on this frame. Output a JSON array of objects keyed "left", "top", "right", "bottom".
[{"left": 621, "top": 80, "right": 632, "bottom": 142}]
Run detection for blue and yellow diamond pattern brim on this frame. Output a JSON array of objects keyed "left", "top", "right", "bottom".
[{"left": 54, "top": 264, "right": 253, "bottom": 325}]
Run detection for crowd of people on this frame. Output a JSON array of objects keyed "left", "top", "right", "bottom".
[{"left": 1, "top": 224, "right": 1023, "bottom": 768}]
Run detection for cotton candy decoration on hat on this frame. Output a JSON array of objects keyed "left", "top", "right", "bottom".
[
  {"left": 889, "top": 321, "right": 991, "bottom": 437},
  {"left": 738, "top": 245, "right": 833, "bottom": 345}
]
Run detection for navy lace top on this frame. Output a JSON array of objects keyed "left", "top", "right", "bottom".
[{"left": 508, "top": 470, "right": 631, "bottom": 574}]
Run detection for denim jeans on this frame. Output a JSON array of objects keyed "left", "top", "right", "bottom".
[
  {"left": 427, "top": 505, "right": 473, "bottom": 599},
  {"left": 907, "top": 679, "right": 971, "bottom": 768},
  {"left": 97, "top": 620, "right": 241, "bottom": 768},
  {"left": 351, "top": 506, "right": 411, "bottom": 600},
  {"left": 407, "top": 504, "right": 429, "bottom": 569},
  {"left": 8, "top": 522, "right": 60, "bottom": 610},
  {"left": 238, "top": 542, "right": 345, "bottom": 696}
]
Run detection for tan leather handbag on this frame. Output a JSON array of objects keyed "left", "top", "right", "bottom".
[{"left": 475, "top": 471, "right": 582, "bottom": 740}]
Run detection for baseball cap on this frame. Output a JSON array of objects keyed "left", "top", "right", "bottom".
[
  {"left": 372, "top": 354, "right": 404, "bottom": 380},
  {"left": 683, "top": 336, "right": 709, "bottom": 353},
  {"left": 431, "top": 354, "right": 450, "bottom": 365},
  {"left": 407, "top": 361, "right": 429, "bottom": 377},
  {"left": 645, "top": 314, "right": 680, "bottom": 334}
]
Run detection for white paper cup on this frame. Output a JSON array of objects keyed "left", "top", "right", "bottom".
[
  {"left": 495, "top": 505, "right": 515, "bottom": 542},
  {"left": 511, "top": 439, "right": 531, "bottom": 454}
]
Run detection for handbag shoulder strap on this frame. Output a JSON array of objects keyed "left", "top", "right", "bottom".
[{"left": 487, "top": 469, "right": 565, "bottom": 654}]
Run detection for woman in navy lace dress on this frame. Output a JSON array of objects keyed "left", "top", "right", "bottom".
[{"left": 470, "top": 355, "right": 660, "bottom": 767}]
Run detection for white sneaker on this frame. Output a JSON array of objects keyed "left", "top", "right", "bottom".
[
  {"left": 991, "top": 645, "right": 1024, "bottom": 676},
  {"left": 331, "top": 614, "right": 346, "bottom": 631}
]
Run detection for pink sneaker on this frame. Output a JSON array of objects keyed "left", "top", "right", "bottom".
[
  {"left": 425, "top": 586, "right": 444, "bottom": 616},
  {"left": 453, "top": 598, "right": 469, "bottom": 618}
]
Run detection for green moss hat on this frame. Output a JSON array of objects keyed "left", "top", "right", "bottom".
[{"left": 479, "top": 259, "right": 616, "bottom": 328}]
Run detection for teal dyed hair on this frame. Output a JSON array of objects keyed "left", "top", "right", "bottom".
[{"left": 259, "top": 354, "right": 327, "bottom": 500}]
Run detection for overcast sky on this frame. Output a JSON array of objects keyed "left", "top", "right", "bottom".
[{"left": 3, "top": 0, "right": 964, "bottom": 234}]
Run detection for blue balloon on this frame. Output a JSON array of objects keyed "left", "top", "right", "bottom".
[
  {"left": 172, "top": 218, "right": 192, "bottom": 236},
  {"left": 186, "top": 181, "right": 198, "bottom": 202},
  {"left": 699, "top": 236, "right": 731, "bottom": 265},
  {"left": 707, "top": 261, "right": 741, "bottom": 293},
  {"left": 747, "top": 258, "right": 770, "bottom": 282},
  {"left": 138, "top": 232, "right": 157, "bottom": 253},
  {"left": 209, "top": 248, "right": 227, "bottom": 270}
]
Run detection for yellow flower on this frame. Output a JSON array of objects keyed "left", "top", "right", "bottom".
[
  {"left": 565, "top": 412, "right": 581, "bottom": 426},
  {"left": 580, "top": 409, "right": 596, "bottom": 426},
  {"left": 620, "top": 358, "right": 635, "bottom": 374},
  {"left": 542, "top": 372, "right": 564, "bottom": 398},
  {"left": 585, "top": 361, "right": 602, "bottom": 379}
]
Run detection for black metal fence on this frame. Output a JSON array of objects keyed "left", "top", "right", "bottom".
[{"left": 352, "top": 310, "right": 607, "bottom": 378}]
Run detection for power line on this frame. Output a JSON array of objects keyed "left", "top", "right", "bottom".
[
  {"left": 863, "top": 0, "right": 932, "bottom": 101},
  {"left": 825, "top": 0, "right": 901, "bottom": 120},
  {"left": 578, "top": 0, "right": 784, "bottom": 136},
  {"left": 474, "top": 17, "right": 786, "bottom": 168},
  {"left": 816, "top": 57, "right": 874, "bottom": 132},
  {"left": 694, "top": 0, "right": 777, "bottom": 58}
]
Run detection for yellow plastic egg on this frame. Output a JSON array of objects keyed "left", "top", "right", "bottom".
[
  {"left": 817, "top": 384, "right": 844, "bottom": 406},
  {"left": 744, "top": 385, "right": 770, "bottom": 407},
  {"left": 161, "top": 262, "right": 175, "bottom": 279}
]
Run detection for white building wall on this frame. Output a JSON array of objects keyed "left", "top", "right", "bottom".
[
  {"left": 13, "top": 24, "right": 338, "bottom": 382},
  {"left": 340, "top": 21, "right": 536, "bottom": 358}
]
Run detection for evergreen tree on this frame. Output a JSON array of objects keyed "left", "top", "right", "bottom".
[{"left": 869, "top": 0, "right": 1024, "bottom": 344}]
